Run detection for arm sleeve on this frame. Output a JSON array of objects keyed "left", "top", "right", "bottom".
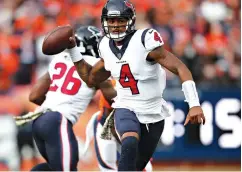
[{"left": 143, "top": 28, "right": 164, "bottom": 52}]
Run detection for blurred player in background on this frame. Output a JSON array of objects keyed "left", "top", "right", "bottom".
[
  {"left": 75, "top": 26, "right": 119, "bottom": 171},
  {"left": 28, "top": 26, "right": 116, "bottom": 171},
  {"left": 0, "top": 112, "right": 19, "bottom": 171},
  {"left": 66, "top": 0, "right": 206, "bottom": 171},
  {"left": 82, "top": 80, "right": 119, "bottom": 171}
]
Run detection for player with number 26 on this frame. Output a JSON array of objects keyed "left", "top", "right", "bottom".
[{"left": 28, "top": 26, "right": 116, "bottom": 171}]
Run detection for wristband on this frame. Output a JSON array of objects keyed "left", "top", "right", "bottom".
[
  {"left": 67, "top": 46, "right": 83, "bottom": 62},
  {"left": 182, "top": 80, "right": 200, "bottom": 108}
]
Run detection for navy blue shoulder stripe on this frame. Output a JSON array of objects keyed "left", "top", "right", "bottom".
[{"left": 141, "top": 28, "right": 151, "bottom": 48}]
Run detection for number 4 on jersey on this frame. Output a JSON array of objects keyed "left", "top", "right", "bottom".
[{"left": 119, "top": 64, "right": 139, "bottom": 95}]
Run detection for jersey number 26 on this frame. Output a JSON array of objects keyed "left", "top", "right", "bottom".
[{"left": 49, "top": 62, "right": 81, "bottom": 95}]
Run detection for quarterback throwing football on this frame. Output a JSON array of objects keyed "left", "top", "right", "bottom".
[{"left": 65, "top": 0, "right": 206, "bottom": 171}]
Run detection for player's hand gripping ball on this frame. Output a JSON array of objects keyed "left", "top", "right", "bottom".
[{"left": 42, "top": 25, "right": 74, "bottom": 55}]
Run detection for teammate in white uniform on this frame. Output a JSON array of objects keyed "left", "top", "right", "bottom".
[
  {"left": 61, "top": 0, "right": 205, "bottom": 171},
  {"left": 29, "top": 26, "right": 116, "bottom": 171}
]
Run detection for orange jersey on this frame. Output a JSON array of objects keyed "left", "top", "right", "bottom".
[
  {"left": 99, "top": 93, "right": 112, "bottom": 110},
  {"left": 97, "top": 80, "right": 116, "bottom": 121},
  {"left": 0, "top": 55, "right": 19, "bottom": 91},
  {"left": 0, "top": 34, "right": 19, "bottom": 91}
]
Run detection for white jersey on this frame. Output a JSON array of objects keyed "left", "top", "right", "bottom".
[
  {"left": 99, "top": 28, "right": 171, "bottom": 123},
  {"left": 41, "top": 52, "right": 100, "bottom": 124}
]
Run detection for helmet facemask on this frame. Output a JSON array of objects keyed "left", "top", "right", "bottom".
[
  {"left": 102, "top": 16, "right": 135, "bottom": 41},
  {"left": 75, "top": 38, "right": 86, "bottom": 54}
]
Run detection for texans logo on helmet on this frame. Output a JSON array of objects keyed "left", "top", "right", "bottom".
[{"left": 124, "top": 1, "right": 133, "bottom": 9}]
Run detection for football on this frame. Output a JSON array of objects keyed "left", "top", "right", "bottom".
[{"left": 42, "top": 25, "right": 73, "bottom": 55}]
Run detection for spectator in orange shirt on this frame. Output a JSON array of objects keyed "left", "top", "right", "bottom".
[{"left": 0, "top": 32, "right": 19, "bottom": 93}]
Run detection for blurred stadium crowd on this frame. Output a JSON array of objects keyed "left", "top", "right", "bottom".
[
  {"left": 0, "top": 0, "right": 240, "bottom": 171},
  {"left": 0, "top": 0, "right": 240, "bottom": 94}
]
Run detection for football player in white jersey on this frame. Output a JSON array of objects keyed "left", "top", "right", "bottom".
[
  {"left": 64, "top": 0, "right": 206, "bottom": 171},
  {"left": 77, "top": 27, "right": 153, "bottom": 171},
  {"left": 28, "top": 26, "right": 116, "bottom": 171}
]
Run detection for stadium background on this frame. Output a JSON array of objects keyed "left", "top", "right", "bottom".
[{"left": 0, "top": 0, "right": 240, "bottom": 171}]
